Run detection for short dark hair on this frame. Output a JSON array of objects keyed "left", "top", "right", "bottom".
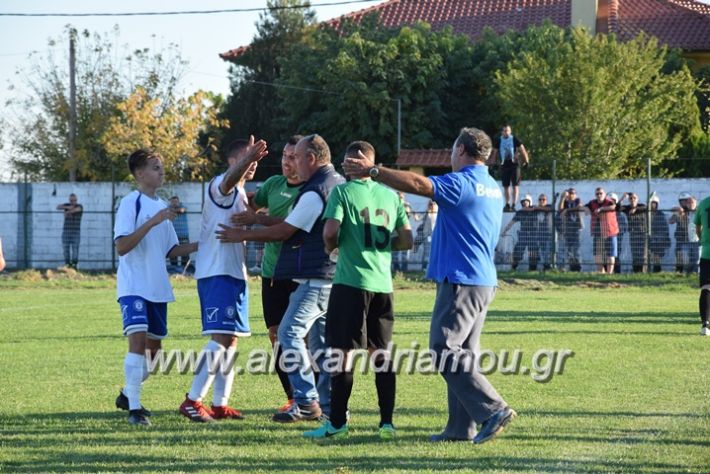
[
  {"left": 170, "top": 196, "right": 179, "bottom": 201},
  {"left": 128, "top": 149, "right": 160, "bottom": 175},
  {"left": 455, "top": 127, "right": 492, "bottom": 161},
  {"left": 224, "top": 138, "right": 249, "bottom": 162},
  {"left": 344, "top": 140, "right": 375, "bottom": 160},
  {"left": 287, "top": 135, "right": 303, "bottom": 146},
  {"left": 302, "top": 134, "right": 331, "bottom": 164},
  {"left": 69, "top": 193, "right": 77, "bottom": 198}
]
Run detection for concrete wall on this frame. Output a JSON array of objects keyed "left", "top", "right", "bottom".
[{"left": 0, "top": 177, "right": 707, "bottom": 271}]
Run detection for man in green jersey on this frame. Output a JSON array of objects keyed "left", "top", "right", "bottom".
[
  {"left": 303, "top": 141, "right": 413, "bottom": 440},
  {"left": 693, "top": 195, "right": 710, "bottom": 336},
  {"left": 232, "top": 135, "right": 304, "bottom": 411}
]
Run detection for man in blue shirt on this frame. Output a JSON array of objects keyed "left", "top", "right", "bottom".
[{"left": 343, "top": 127, "right": 516, "bottom": 444}]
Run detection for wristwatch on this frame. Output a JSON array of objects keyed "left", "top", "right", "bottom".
[{"left": 368, "top": 165, "right": 380, "bottom": 179}]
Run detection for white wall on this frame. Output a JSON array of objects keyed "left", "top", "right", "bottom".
[{"left": 0, "top": 178, "right": 707, "bottom": 271}]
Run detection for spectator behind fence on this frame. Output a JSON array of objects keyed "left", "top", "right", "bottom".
[
  {"left": 649, "top": 194, "right": 671, "bottom": 272},
  {"left": 168, "top": 196, "right": 189, "bottom": 270},
  {"left": 607, "top": 193, "right": 627, "bottom": 274},
  {"left": 558, "top": 188, "right": 583, "bottom": 271},
  {"left": 56, "top": 193, "right": 83, "bottom": 269},
  {"left": 501, "top": 194, "right": 538, "bottom": 271},
  {"left": 670, "top": 192, "right": 700, "bottom": 275},
  {"left": 585, "top": 188, "right": 619, "bottom": 274},
  {"left": 534, "top": 194, "right": 553, "bottom": 270},
  {"left": 488, "top": 125, "right": 529, "bottom": 212},
  {"left": 393, "top": 192, "right": 414, "bottom": 272},
  {"left": 619, "top": 193, "right": 648, "bottom": 273},
  {"left": 420, "top": 200, "right": 438, "bottom": 269}
]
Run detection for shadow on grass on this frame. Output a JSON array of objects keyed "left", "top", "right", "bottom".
[
  {"left": 398, "top": 310, "right": 695, "bottom": 326},
  {"left": 2, "top": 453, "right": 696, "bottom": 473}
]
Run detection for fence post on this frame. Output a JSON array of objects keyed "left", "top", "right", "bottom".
[
  {"left": 22, "top": 173, "right": 31, "bottom": 269},
  {"left": 111, "top": 165, "right": 116, "bottom": 272},
  {"left": 551, "top": 159, "right": 557, "bottom": 270},
  {"left": 646, "top": 157, "right": 652, "bottom": 272}
]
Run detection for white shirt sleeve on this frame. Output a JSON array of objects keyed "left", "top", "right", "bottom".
[
  {"left": 165, "top": 220, "right": 180, "bottom": 255},
  {"left": 285, "top": 191, "right": 324, "bottom": 232},
  {"left": 113, "top": 195, "right": 137, "bottom": 240},
  {"left": 209, "top": 174, "right": 237, "bottom": 207}
]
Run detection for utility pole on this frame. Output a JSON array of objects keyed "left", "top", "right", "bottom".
[{"left": 68, "top": 28, "right": 77, "bottom": 182}]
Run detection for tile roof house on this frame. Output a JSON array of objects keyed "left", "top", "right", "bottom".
[{"left": 220, "top": 0, "right": 710, "bottom": 170}]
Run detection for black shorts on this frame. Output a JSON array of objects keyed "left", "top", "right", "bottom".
[
  {"left": 501, "top": 162, "right": 521, "bottom": 187},
  {"left": 261, "top": 277, "right": 299, "bottom": 328},
  {"left": 700, "top": 259, "right": 710, "bottom": 288},
  {"left": 326, "top": 284, "right": 394, "bottom": 350}
]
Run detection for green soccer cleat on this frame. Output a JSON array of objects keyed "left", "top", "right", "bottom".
[
  {"left": 303, "top": 420, "right": 348, "bottom": 440},
  {"left": 379, "top": 423, "right": 396, "bottom": 441}
]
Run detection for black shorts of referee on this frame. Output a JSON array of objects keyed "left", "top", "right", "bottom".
[
  {"left": 326, "top": 283, "right": 394, "bottom": 350},
  {"left": 262, "top": 277, "right": 299, "bottom": 329}
]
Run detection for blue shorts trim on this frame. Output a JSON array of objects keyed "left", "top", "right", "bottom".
[
  {"left": 118, "top": 296, "right": 168, "bottom": 339},
  {"left": 197, "top": 275, "right": 250, "bottom": 336}
]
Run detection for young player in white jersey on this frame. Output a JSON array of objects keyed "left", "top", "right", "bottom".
[
  {"left": 114, "top": 149, "right": 197, "bottom": 426},
  {"left": 179, "top": 136, "right": 268, "bottom": 422}
]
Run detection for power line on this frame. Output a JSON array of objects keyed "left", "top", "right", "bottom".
[{"left": 0, "top": 0, "right": 381, "bottom": 17}]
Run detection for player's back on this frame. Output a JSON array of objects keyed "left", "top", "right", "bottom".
[
  {"left": 326, "top": 179, "right": 407, "bottom": 294},
  {"left": 195, "top": 174, "right": 248, "bottom": 281}
]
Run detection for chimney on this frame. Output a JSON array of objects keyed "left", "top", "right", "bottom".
[{"left": 571, "top": 0, "right": 598, "bottom": 35}]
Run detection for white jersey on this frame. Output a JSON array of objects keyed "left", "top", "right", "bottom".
[
  {"left": 194, "top": 173, "right": 248, "bottom": 281},
  {"left": 114, "top": 190, "right": 179, "bottom": 302}
]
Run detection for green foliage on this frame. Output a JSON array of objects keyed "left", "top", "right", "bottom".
[
  {"left": 101, "top": 88, "right": 228, "bottom": 182},
  {"left": 221, "top": 0, "right": 317, "bottom": 179},
  {"left": 7, "top": 26, "right": 188, "bottom": 182},
  {"left": 279, "top": 18, "right": 477, "bottom": 165},
  {"left": 495, "top": 26, "right": 700, "bottom": 179}
]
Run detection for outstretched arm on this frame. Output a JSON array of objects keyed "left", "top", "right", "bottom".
[
  {"left": 167, "top": 242, "right": 197, "bottom": 258},
  {"left": 216, "top": 221, "right": 299, "bottom": 243},
  {"left": 342, "top": 152, "right": 434, "bottom": 198}
]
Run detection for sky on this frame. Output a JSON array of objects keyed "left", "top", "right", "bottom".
[{"left": 0, "top": 0, "right": 386, "bottom": 180}]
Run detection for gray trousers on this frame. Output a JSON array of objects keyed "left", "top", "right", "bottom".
[{"left": 429, "top": 282, "right": 505, "bottom": 439}]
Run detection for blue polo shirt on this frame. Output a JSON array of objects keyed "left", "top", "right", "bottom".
[{"left": 427, "top": 164, "right": 503, "bottom": 286}]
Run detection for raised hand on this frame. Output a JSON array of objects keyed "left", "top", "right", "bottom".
[{"left": 151, "top": 208, "right": 177, "bottom": 226}]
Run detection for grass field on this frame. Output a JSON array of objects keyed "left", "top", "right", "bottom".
[{"left": 1, "top": 271, "right": 709, "bottom": 473}]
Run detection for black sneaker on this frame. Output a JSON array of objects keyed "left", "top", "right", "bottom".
[
  {"left": 128, "top": 409, "right": 151, "bottom": 426},
  {"left": 503, "top": 204, "right": 511, "bottom": 212},
  {"left": 272, "top": 401, "right": 322, "bottom": 423},
  {"left": 473, "top": 407, "right": 517, "bottom": 444},
  {"left": 115, "top": 390, "right": 152, "bottom": 417}
]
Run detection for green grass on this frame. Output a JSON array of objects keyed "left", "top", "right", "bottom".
[{"left": 1, "top": 272, "right": 709, "bottom": 473}]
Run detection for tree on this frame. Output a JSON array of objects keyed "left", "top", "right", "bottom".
[
  {"left": 278, "top": 17, "right": 478, "bottom": 166},
  {"left": 221, "top": 0, "right": 316, "bottom": 179},
  {"left": 495, "top": 26, "right": 700, "bottom": 179},
  {"left": 101, "top": 87, "right": 228, "bottom": 182},
  {"left": 6, "top": 26, "right": 188, "bottom": 181}
]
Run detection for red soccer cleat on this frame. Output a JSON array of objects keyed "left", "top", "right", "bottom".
[
  {"left": 211, "top": 405, "right": 245, "bottom": 420},
  {"left": 179, "top": 394, "right": 215, "bottom": 423},
  {"left": 277, "top": 399, "right": 295, "bottom": 413}
]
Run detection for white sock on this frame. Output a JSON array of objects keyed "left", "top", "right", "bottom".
[
  {"left": 188, "top": 340, "right": 224, "bottom": 402},
  {"left": 124, "top": 352, "right": 145, "bottom": 410},
  {"left": 213, "top": 346, "right": 236, "bottom": 407}
]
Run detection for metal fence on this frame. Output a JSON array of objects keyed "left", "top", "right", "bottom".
[{"left": 0, "top": 159, "right": 706, "bottom": 274}]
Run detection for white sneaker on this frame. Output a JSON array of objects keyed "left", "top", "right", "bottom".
[{"left": 700, "top": 326, "right": 710, "bottom": 336}]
